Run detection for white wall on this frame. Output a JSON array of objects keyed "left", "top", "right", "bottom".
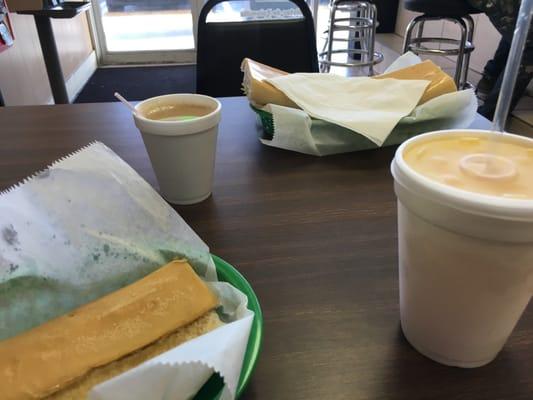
[{"left": 0, "top": 11, "right": 95, "bottom": 105}]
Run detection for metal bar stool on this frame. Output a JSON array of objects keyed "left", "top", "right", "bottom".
[
  {"left": 402, "top": 0, "right": 482, "bottom": 89},
  {"left": 319, "top": 0, "right": 383, "bottom": 75}
]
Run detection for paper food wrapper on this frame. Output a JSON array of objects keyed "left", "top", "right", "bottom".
[
  {"left": 267, "top": 72, "right": 430, "bottom": 145},
  {"left": 0, "top": 142, "right": 253, "bottom": 400},
  {"left": 258, "top": 53, "right": 478, "bottom": 156}
]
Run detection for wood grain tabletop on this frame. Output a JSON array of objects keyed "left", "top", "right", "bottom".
[{"left": 0, "top": 97, "right": 531, "bottom": 400}]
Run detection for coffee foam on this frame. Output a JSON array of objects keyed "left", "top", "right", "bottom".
[
  {"left": 404, "top": 134, "right": 533, "bottom": 199},
  {"left": 143, "top": 104, "right": 213, "bottom": 121}
]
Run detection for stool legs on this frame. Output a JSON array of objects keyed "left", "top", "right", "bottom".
[
  {"left": 403, "top": 14, "right": 475, "bottom": 89},
  {"left": 402, "top": 15, "right": 423, "bottom": 53},
  {"left": 323, "top": 1, "right": 337, "bottom": 73},
  {"left": 367, "top": 3, "right": 378, "bottom": 75},
  {"left": 453, "top": 17, "right": 467, "bottom": 87},
  {"left": 461, "top": 14, "right": 475, "bottom": 88},
  {"left": 416, "top": 20, "right": 425, "bottom": 46},
  {"left": 319, "top": 0, "right": 383, "bottom": 75}
]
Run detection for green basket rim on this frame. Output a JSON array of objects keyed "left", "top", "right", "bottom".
[{"left": 212, "top": 254, "right": 263, "bottom": 397}]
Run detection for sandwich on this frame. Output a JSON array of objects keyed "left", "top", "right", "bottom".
[
  {"left": 241, "top": 58, "right": 298, "bottom": 108},
  {"left": 0, "top": 259, "right": 221, "bottom": 400},
  {"left": 373, "top": 59, "right": 457, "bottom": 104},
  {"left": 241, "top": 57, "right": 457, "bottom": 107}
]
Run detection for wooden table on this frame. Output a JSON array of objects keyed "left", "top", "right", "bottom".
[{"left": 1, "top": 98, "right": 531, "bottom": 400}]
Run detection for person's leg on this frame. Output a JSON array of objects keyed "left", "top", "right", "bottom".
[
  {"left": 469, "top": 0, "right": 533, "bottom": 107},
  {"left": 484, "top": 38, "right": 510, "bottom": 78},
  {"left": 478, "top": 64, "right": 533, "bottom": 120},
  {"left": 477, "top": 38, "right": 511, "bottom": 100},
  {"left": 478, "top": 15, "right": 533, "bottom": 120}
]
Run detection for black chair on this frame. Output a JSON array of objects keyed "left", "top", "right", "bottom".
[
  {"left": 0, "top": 88, "right": 4, "bottom": 107},
  {"left": 402, "top": 0, "right": 482, "bottom": 89},
  {"left": 196, "top": 0, "right": 319, "bottom": 97}
]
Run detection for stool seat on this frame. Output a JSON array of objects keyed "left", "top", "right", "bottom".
[
  {"left": 405, "top": 0, "right": 481, "bottom": 17},
  {"left": 335, "top": 0, "right": 371, "bottom": 4}
]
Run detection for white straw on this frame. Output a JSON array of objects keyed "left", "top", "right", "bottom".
[
  {"left": 114, "top": 92, "right": 138, "bottom": 115},
  {"left": 491, "top": 0, "right": 533, "bottom": 132}
]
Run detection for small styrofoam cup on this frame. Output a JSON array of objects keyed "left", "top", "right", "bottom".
[
  {"left": 133, "top": 94, "right": 221, "bottom": 205},
  {"left": 391, "top": 129, "right": 533, "bottom": 368}
]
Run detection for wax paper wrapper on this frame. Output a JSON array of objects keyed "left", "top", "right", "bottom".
[
  {"left": 255, "top": 52, "right": 478, "bottom": 156},
  {"left": 0, "top": 142, "right": 253, "bottom": 400}
]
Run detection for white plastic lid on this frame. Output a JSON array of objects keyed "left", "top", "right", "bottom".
[{"left": 391, "top": 129, "right": 533, "bottom": 222}]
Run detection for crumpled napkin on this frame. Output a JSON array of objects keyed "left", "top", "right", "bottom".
[{"left": 267, "top": 72, "right": 430, "bottom": 145}]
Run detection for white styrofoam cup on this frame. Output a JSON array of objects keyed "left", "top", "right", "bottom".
[
  {"left": 133, "top": 94, "right": 221, "bottom": 205},
  {"left": 391, "top": 129, "right": 533, "bottom": 367}
]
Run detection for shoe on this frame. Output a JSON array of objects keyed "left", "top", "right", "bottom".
[{"left": 476, "top": 74, "right": 496, "bottom": 101}]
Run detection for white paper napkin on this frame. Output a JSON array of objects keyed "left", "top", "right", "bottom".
[
  {"left": 90, "top": 312, "right": 254, "bottom": 400},
  {"left": 384, "top": 51, "right": 423, "bottom": 73},
  {"left": 267, "top": 73, "right": 430, "bottom": 145}
]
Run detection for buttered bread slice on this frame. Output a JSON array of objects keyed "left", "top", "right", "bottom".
[{"left": 0, "top": 260, "right": 221, "bottom": 400}]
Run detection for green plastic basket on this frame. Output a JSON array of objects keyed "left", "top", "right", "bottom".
[
  {"left": 251, "top": 105, "right": 275, "bottom": 140},
  {"left": 193, "top": 254, "right": 263, "bottom": 399},
  {"left": 250, "top": 103, "right": 454, "bottom": 152}
]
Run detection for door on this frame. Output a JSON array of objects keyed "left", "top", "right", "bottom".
[
  {"left": 90, "top": 0, "right": 202, "bottom": 64},
  {"left": 90, "top": 0, "right": 318, "bottom": 65}
]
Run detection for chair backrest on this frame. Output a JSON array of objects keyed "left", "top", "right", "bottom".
[{"left": 197, "top": 0, "right": 319, "bottom": 97}]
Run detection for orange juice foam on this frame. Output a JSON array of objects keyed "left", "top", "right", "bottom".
[{"left": 404, "top": 134, "right": 533, "bottom": 199}]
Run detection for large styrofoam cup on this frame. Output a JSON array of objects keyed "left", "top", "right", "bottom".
[
  {"left": 133, "top": 94, "right": 221, "bottom": 205},
  {"left": 391, "top": 129, "right": 533, "bottom": 368}
]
